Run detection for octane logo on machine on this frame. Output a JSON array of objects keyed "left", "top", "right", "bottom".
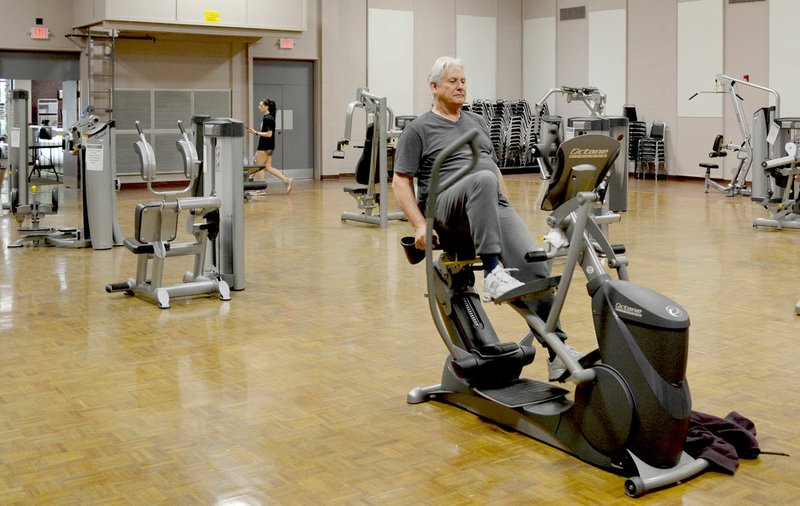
[
  {"left": 666, "top": 306, "right": 684, "bottom": 318},
  {"left": 615, "top": 302, "right": 642, "bottom": 318},
  {"left": 569, "top": 148, "right": 610, "bottom": 159}
]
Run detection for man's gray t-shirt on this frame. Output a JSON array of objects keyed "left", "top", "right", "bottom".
[{"left": 394, "top": 110, "right": 500, "bottom": 208}]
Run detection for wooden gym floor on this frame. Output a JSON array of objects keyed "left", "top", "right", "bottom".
[{"left": 0, "top": 174, "right": 798, "bottom": 504}]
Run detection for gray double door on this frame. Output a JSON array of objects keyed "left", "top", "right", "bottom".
[{"left": 252, "top": 60, "right": 314, "bottom": 180}]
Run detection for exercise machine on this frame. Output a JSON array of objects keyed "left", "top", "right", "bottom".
[
  {"left": 531, "top": 86, "right": 630, "bottom": 212},
  {"left": 200, "top": 118, "right": 247, "bottom": 290},
  {"left": 242, "top": 162, "right": 268, "bottom": 200},
  {"left": 333, "top": 87, "right": 409, "bottom": 228},
  {"left": 755, "top": 137, "right": 800, "bottom": 230},
  {"left": 691, "top": 74, "right": 783, "bottom": 198},
  {"left": 533, "top": 86, "right": 606, "bottom": 181},
  {"left": 6, "top": 89, "right": 59, "bottom": 247},
  {"left": 190, "top": 115, "right": 266, "bottom": 202},
  {"left": 403, "top": 130, "right": 707, "bottom": 497},
  {"left": 46, "top": 114, "right": 124, "bottom": 249},
  {"left": 566, "top": 115, "right": 630, "bottom": 212},
  {"left": 699, "top": 134, "right": 751, "bottom": 196},
  {"left": 105, "top": 121, "right": 231, "bottom": 308}
]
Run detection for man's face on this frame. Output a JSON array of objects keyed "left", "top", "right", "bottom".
[{"left": 432, "top": 65, "right": 467, "bottom": 108}]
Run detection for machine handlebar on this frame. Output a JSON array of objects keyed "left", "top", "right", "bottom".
[{"left": 762, "top": 155, "right": 796, "bottom": 170}]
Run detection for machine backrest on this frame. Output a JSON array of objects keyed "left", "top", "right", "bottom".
[
  {"left": 134, "top": 201, "right": 179, "bottom": 244},
  {"left": 354, "top": 122, "right": 395, "bottom": 186},
  {"left": 709, "top": 134, "right": 727, "bottom": 158},
  {"left": 541, "top": 134, "right": 621, "bottom": 211},
  {"left": 355, "top": 123, "right": 376, "bottom": 185}
]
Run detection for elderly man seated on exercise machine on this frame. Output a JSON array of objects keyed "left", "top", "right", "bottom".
[{"left": 391, "top": 56, "right": 582, "bottom": 381}]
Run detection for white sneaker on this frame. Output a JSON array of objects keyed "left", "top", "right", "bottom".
[
  {"left": 548, "top": 344, "right": 584, "bottom": 382},
  {"left": 483, "top": 265, "right": 524, "bottom": 300}
]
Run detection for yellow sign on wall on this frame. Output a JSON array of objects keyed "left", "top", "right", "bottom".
[{"left": 204, "top": 10, "right": 221, "bottom": 23}]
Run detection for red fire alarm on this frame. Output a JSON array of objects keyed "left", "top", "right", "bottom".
[{"left": 279, "top": 38, "right": 294, "bottom": 50}]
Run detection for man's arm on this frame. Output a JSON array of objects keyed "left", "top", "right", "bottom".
[{"left": 392, "top": 173, "right": 437, "bottom": 249}]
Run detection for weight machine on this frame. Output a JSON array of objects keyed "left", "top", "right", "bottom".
[
  {"left": 6, "top": 89, "right": 60, "bottom": 247},
  {"left": 46, "top": 114, "right": 124, "bottom": 249},
  {"left": 105, "top": 121, "right": 232, "bottom": 308},
  {"left": 755, "top": 136, "right": 800, "bottom": 230},
  {"left": 691, "top": 74, "right": 781, "bottom": 198},
  {"left": 333, "top": 88, "right": 408, "bottom": 228}
]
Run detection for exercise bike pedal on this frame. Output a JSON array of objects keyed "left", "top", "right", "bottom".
[
  {"left": 475, "top": 378, "right": 569, "bottom": 409},
  {"left": 493, "top": 276, "right": 561, "bottom": 304}
]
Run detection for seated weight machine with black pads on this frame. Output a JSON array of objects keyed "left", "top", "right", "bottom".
[
  {"left": 699, "top": 133, "right": 748, "bottom": 195},
  {"left": 333, "top": 87, "right": 414, "bottom": 228},
  {"left": 402, "top": 130, "right": 708, "bottom": 497},
  {"left": 691, "top": 74, "right": 784, "bottom": 198},
  {"left": 105, "top": 121, "right": 231, "bottom": 309}
]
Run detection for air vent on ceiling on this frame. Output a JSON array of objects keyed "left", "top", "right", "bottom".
[
  {"left": 560, "top": 6, "right": 586, "bottom": 21},
  {"left": 729, "top": 0, "right": 765, "bottom": 4}
]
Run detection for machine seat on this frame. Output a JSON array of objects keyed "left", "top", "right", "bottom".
[{"left": 123, "top": 238, "right": 171, "bottom": 255}]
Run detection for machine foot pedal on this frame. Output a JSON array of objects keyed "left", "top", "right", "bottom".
[{"left": 475, "top": 378, "right": 568, "bottom": 408}]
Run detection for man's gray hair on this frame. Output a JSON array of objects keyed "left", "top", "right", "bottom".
[{"left": 428, "top": 56, "right": 464, "bottom": 86}]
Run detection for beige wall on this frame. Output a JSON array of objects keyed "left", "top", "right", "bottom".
[
  {"left": 627, "top": 0, "right": 769, "bottom": 178},
  {"left": 0, "top": 0, "right": 777, "bottom": 181},
  {"left": 320, "top": 0, "right": 367, "bottom": 177},
  {"left": 321, "top": 0, "right": 524, "bottom": 178},
  {"left": 111, "top": 36, "right": 249, "bottom": 120},
  {"left": 0, "top": 0, "right": 81, "bottom": 52},
  {"left": 413, "top": 1, "right": 456, "bottom": 115},
  {"left": 496, "top": 0, "right": 523, "bottom": 100}
]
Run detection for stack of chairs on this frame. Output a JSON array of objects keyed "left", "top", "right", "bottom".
[
  {"left": 628, "top": 121, "right": 647, "bottom": 170},
  {"left": 465, "top": 99, "right": 537, "bottom": 171},
  {"left": 636, "top": 121, "right": 667, "bottom": 179},
  {"left": 487, "top": 101, "right": 508, "bottom": 163},
  {"left": 503, "top": 101, "right": 532, "bottom": 167}
]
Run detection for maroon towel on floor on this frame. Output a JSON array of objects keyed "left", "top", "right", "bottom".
[{"left": 684, "top": 410, "right": 760, "bottom": 475}]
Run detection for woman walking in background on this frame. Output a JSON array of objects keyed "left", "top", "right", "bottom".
[{"left": 247, "top": 98, "right": 293, "bottom": 194}]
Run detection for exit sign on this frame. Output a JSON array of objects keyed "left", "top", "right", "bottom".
[{"left": 30, "top": 27, "right": 49, "bottom": 39}]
